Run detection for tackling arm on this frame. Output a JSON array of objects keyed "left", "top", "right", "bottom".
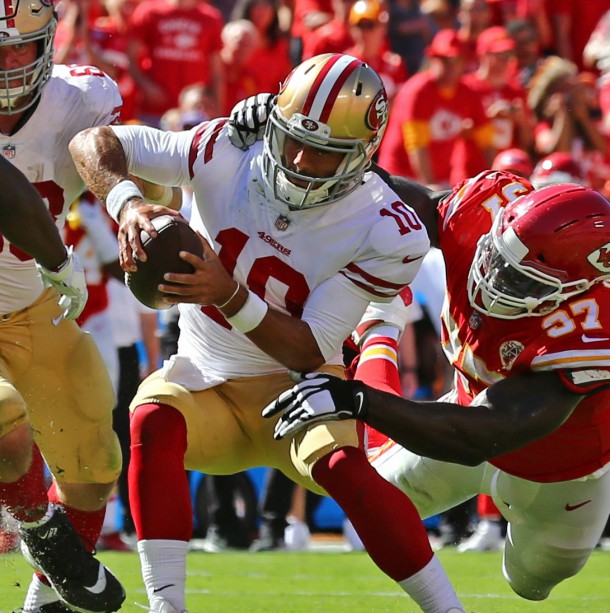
[
  {"left": 264, "top": 370, "right": 583, "bottom": 465},
  {"left": 364, "top": 371, "right": 582, "bottom": 464}
]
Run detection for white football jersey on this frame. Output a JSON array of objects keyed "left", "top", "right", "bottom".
[
  {"left": 0, "top": 64, "right": 121, "bottom": 313},
  {"left": 114, "top": 120, "right": 429, "bottom": 385}
]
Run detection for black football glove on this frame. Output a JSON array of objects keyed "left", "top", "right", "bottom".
[
  {"left": 262, "top": 372, "right": 369, "bottom": 440},
  {"left": 227, "top": 93, "right": 276, "bottom": 151}
]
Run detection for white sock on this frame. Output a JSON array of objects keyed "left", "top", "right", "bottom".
[
  {"left": 138, "top": 539, "right": 189, "bottom": 611},
  {"left": 363, "top": 325, "right": 401, "bottom": 343},
  {"left": 22, "top": 574, "right": 58, "bottom": 611},
  {"left": 398, "top": 554, "right": 464, "bottom": 613}
]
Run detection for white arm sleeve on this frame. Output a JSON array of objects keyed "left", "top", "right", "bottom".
[
  {"left": 110, "top": 124, "right": 195, "bottom": 187},
  {"left": 302, "top": 275, "right": 371, "bottom": 362}
]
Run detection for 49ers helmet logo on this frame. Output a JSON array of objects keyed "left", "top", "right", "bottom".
[
  {"left": 366, "top": 89, "right": 388, "bottom": 131},
  {"left": 301, "top": 118, "right": 319, "bottom": 132}
]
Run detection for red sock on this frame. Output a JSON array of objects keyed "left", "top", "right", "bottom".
[
  {"left": 313, "top": 447, "right": 433, "bottom": 580},
  {"left": 129, "top": 403, "right": 192, "bottom": 541},
  {"left": 48, "top": 482, "right": 105, "bottom": 553},
  {"left": 0, "top": 445, "right": 48, "bottom": 521},
  {"left": 354, "top": 335, "right": 402, "bottom": 395},
  {"left": 354, "top": 335, "right": 402, "bottom": 449}
]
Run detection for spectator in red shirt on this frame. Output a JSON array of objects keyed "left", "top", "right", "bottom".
[
  {"left": 377, "top": 28, "right": 494, "bottom": 188},
  {"left": 301, "top": 0, "right": 357, "bottom": 59},
  {"left": 550, "top": 0, "right": 610, "bottom": 72},
  {"left": 290, "top": 0, "right": 334, "bottom": 63},
  {"left": 220, "top": 20, "right": 261, "bottom": 116},
  {"left": 231, "top": 0, "right": 293, "bottom": 95},
  {"left": 344, "top": 0, "right": 408, "bottom": 102},
  {"left": 456, "top": 0, "right": 493, "bottom": 73},
  {"left": 463, "top": 26, "right": 534, "bottom": 176},
  {"left": 127, "top": 0, "right": 225, "bottom": 125},
  {"left": 84, "top": 0, "right": 141, "bottom": 122}
]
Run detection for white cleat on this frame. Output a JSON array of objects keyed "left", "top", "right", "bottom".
[{"left": 457, "top": 519, "right": 504, "bottom": 553}]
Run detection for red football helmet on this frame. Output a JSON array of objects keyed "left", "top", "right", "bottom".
[
  {"left": 530, "top": 152, "right": 587, "bottom": 188},
  {"left": 468, "top": 184, "right": 610, "bottom": 319},
  {"left": 491, "top": 148, "right": 534, "bottom": 178}
]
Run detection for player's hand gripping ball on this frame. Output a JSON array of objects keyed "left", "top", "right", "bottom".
[{"left": 126, "top": 215, "right": 203, "bottom": 309}]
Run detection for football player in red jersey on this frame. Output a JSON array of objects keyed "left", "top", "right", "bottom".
[{"left": 266, "top": 173, "right": 610, "bottom": 603}]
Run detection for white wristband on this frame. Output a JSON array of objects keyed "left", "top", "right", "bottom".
[
  {"left": 106, "top": 180, "right": 144, "bottom": 223},
  {"left": 226, "top": 290, "right": 268, "bottom": 333}
]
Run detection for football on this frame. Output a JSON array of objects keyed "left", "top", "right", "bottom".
[{"left": 126, "top": 215, "right": 203, "bottom": 309}]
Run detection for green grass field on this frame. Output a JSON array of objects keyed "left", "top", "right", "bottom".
[{"left": 1, "top": 548, "right": 608, "bottom": 613}]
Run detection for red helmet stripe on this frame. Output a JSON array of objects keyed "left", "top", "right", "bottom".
[
  {"left": 0, "top": 0, "right": 16, "bottom": 25},
  {"left": 302, "top": 55, "right": 361, "bottom": 123}
]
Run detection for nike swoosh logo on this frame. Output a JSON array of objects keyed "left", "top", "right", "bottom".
[
  {"left": 153, "top": 584, "right": 175, "bottom": 593},
  {"left": 354, "top": 391, "right": 365, "bottom": 416},
  {"left": 581, "top": 335, "right": 609, "bottom": 343},
  {"left": 84, "top": 565, "right": 107, "bottom": 595},
  {"left": 402, "top": 255, "right": 423, "bottom": 264},
  {"left": 564, "top": 500, "right": 592, "bottom": 512}
]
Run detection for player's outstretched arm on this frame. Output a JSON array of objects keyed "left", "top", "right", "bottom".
[{"left": 264, "top": 370, "right": 583, "bottom": 464}]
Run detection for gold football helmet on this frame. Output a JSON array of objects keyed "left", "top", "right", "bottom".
[
  {"left": 262, "top": 53, "right": 388, "bottom": 209},
  {"left": 0, "top": 0, "right": 56, "bottom": 115}
]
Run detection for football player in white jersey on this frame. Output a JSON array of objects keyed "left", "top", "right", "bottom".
[
  {"left": 265, "top": 174, "right": 610, "bottom": 605},
  {"left": 70, "top": 54, "right": 467, "bottom": 613},
  {"left": 0, "top": 1, "right": 131, "bottom": 611}
]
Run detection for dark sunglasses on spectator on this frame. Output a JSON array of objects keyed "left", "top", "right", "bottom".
[{"left": 356, "top": 20, "right": 377, "bottom": 30}]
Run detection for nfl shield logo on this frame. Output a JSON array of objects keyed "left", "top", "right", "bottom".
[
  {"left": 2, "top": 144, "right": 15, "bottom": 159},
  {"left": 275, "top": 215, "right": 290, "bottom": 231}
]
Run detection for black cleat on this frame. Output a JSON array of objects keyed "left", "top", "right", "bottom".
[{"left": 19, "top": 506, "right": 126, "bottom": 613}]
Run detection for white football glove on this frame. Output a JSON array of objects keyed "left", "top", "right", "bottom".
[
  {"left": 227, "top": 93, "right": 276, "bottom": 151},
  {"left": 37, "top": 246, "right": 88, "bottom": 321},
  {"left": 262, "top": 372, "right": 369, "bottom": 440}
]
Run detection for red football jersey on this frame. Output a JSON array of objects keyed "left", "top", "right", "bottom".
[{"left": 438, "top": 170, "right": 610, "bottom": 482}]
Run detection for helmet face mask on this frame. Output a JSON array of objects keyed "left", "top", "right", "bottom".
[
  {"left": 0, "top": 0, "right": 56, "bottom": 116},
  {"left": 468, "top": 211, "right": 587, "bottom": 319},
  {"left": 467, "top": 185, "right": 610, "bottom": 320},
  {"left": 262, "top": 53, "right": 388, "bottom": 209}
]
